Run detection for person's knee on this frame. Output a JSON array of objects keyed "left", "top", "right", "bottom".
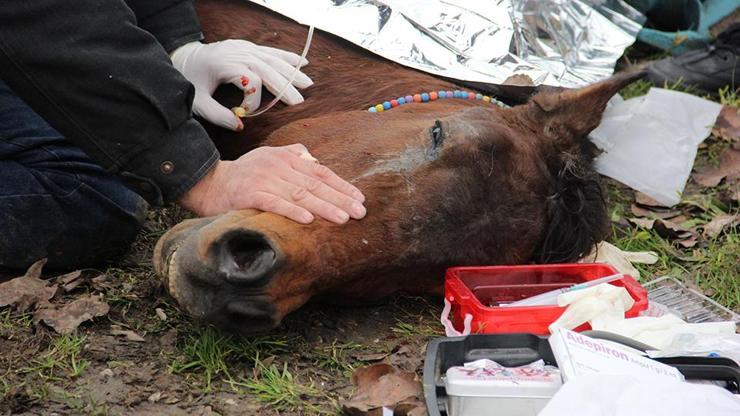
[{"left": 0, "top": 184, "right": 147, "bottom": 271}]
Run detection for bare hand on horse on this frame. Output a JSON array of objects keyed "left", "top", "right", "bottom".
[{"left": 178, "top": 144, "right": 366, "bottom": 223}]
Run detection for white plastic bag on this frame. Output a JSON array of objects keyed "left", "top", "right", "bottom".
[{"left": 589, "top": 88, "right": 722, "bottom": 206}]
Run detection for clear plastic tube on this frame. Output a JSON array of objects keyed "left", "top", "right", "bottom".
[
  {"left": 501, "top": 273, "right": 624, "bottom": 307},
  {"left": 245, "top": 25, "right": 315, "bottom": 118}
]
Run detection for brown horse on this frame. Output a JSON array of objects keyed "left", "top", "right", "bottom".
[{"left": 154, "top": 0, "right": 643, "bottom": 332}]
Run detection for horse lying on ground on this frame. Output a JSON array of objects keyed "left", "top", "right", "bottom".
[{"left": 154, "top": 0, "right": 644, "bottom": 332}]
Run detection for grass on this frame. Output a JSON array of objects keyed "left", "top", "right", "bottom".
[
  {"left": 392, "top": 320, "right": 442, "bottom": 338},
  {"left": 0, "top": 309, "right": 32, "bottom": 333},
  {"left": 316, "top": 340, "right": 363, "bottom": 377},
  {"left": 231, "top": 358, "right": 330, "bottom": 414},
  {"left": 609, "top": 177, "right": 740, "bottom": 311},
  {"left": 20, "top": 335, "right": 89, "bottom": 382},
  {"left": 691, "top": 228, "right": 740, "bottom": 309},
  {"left": 619, "top": 77, "right": 707, "bottom": 100},
  {"left": 169, "top": 325, "right": 289, "bottom": 391},
  {"left": 169, "top": 326, "right": 234, "bottom": 391},
  {"left": 718, "top": 85, "right": 739, "bottom": 108}
]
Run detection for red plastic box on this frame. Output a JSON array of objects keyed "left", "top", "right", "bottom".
[{"left": 445, "top": 263, "right": 648, "bottom": 335}]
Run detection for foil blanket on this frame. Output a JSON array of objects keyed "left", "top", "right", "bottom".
[{"left": 247, "top": 0, "right": 645, "bottom": 88}]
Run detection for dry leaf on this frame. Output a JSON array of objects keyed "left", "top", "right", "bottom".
[
  {"left": 712, "top": 106, "right": 740, "bottom": 142},
  {"left": 91, "top": 274, "right": 114, "bottom": 292},
  {"left": 57, "top": 270, "right": 82, "bottom": 285},
  {"left": 668, "top": 214, "right": 689, "bottom": 224},
  {"left": 111, "top": 329, "right": 146, "bottom": 342},
  {"left": 635, "top": 192, "right": 668, "bottom": 207},
  {"left": 394, "top": 400, "right": 428, "bottom": 416},
  {"left": 627, "top": 217, "right": 656, "bottom": 229},
  {"left": 35, "top": 294, "right": 109, "bottom": 334},
  {"left": 652, "top": 218, "right": 694, "bottom": 240},
  {"left": 627, "top": 217, "right": 696, "bottom": 245},
  {"left": 630, "top": 204, "right": 681, "bottom": 220},
  {"left": 0, "top": 259, "right": 58, "bottom": 311},
  {"left": 677, "top": 235, "right": 698, "bottom": 248},
  {"left": 353, "top": 352, "right": 389, "bottom": 362},
  {"left": 341, "top": 364, "right": 422, "bottom": 415},
  {"left": 155, "top": 308, "right": 167, "bottom": 321},
  {"left": 56, "top": 270, "right": 84, "bottom": 293},
  {"left": 703, "top": 213, "right": 739, "bottom": 238},
  {"left": 693, "top": 147, "right": 740, "bottom": 187}
]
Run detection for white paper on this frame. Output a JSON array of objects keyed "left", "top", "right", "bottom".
[
  {"left": 537, "top": 373, "right": 740, "bottom": 416},
  {"left": 548, "top": 328, "right": 684, "bottom": 382},
  {"left": 589, "top": 88, "right": 722, "bottom": 206}
]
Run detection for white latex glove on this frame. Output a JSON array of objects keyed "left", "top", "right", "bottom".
[
  {"left": 170, "top": 40, "right": 313, "bottom": 131},
  {"left": 578, "top": 241, "right": 658, "bottom": 280},
  {"left": 548, "top": 283, "right": 634, "bottom": 333}
]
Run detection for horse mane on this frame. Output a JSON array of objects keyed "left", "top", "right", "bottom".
[{"left": 535, "top": 140, "right": 607, "bottom": 263}]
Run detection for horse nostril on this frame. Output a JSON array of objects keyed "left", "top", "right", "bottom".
[{"left": 215, "top": 231, "right": 278, "bottom": 284}]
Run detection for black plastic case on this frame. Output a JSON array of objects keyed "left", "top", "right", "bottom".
[{"left": 423, "top": 334, "right": 740, "bottom": 416}]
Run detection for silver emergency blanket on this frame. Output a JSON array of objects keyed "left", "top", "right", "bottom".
[{"left": 247, "top": 0, "right": 645, "bottom": 88}]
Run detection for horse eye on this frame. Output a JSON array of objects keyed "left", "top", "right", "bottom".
[{"left": 431, "top": 120, "right": 444, "bottom": 148}]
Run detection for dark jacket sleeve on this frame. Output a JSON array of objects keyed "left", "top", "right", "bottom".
[
  {"left": 0, "top": 0, "right": 218, "bottom": 205},
  {"left": 126, "top": 0, "right": 204, "bottom": 53}
]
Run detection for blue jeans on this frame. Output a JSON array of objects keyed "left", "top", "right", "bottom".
[{"left": 0, "top": 80, "right": 147, "bottom": 270}]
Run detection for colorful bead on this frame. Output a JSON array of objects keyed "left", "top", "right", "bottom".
[{"left": 367, "top": 89, "right": 506, "bottom": 113}]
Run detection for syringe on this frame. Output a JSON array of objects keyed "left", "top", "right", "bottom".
[{"left": 500, "top": 273, "right": 624, "bottom": 307}]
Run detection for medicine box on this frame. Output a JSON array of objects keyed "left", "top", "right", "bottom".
[
  {"left": 445, "top": 263, "right": 648, "bottom": 335},
  {"left": 445, "top": 359, "right": 562, "bottom": 416}
]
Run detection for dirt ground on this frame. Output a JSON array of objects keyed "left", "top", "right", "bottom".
[{"left": 0, "top": 210, "right": 444, "bottom": 415}]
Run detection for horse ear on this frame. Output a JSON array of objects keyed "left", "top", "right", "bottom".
[
  {"left": 524, "top": 72, "right": 644, "bottom": 263},
  {"left": 525, "top": 71, "right": 646, "bottom": 152},
  {"left": 531, "top": 91, "right": 562, "bottom": 112}
]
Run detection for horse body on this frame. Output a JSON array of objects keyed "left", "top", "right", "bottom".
[{"left": 154, "top": 0, "right": 642, "bottom": 331}]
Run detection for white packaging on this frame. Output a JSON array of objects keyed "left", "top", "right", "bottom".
[
  {"left": 589, "top": 88, "right": 722, "bottom": 206},
  {"left": 444, "top": 359, "right": 562, "bottom": 416},
  {"left": 548, "top": 328, "right": 684, "bottom": 382}
]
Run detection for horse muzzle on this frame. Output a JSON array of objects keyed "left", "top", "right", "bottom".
[{"left": 154, "top": 217, "right": 284, "bottom": 332}]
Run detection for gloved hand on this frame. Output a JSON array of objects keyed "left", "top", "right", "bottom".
[{"left": 170, "top": 40, "right": 313, "bottom": 131}]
